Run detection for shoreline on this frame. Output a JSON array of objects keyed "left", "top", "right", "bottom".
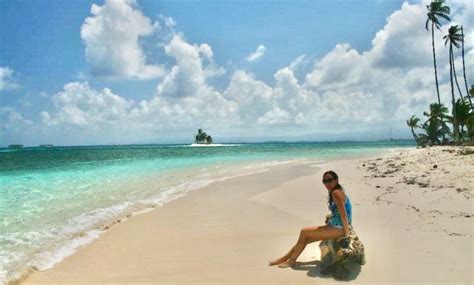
[
  {"left": 14, "top": 146, "right": 473, "bottom": 284},
  {"left": 3, "top": 147, "right": 399, "bottom": 285}
]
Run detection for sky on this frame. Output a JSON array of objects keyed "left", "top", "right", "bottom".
[{"left": 0, "top": 0, "right": 473, "bottom": 146}]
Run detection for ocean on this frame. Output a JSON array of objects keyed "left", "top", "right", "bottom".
[{"left": 0, "top": 141, "right": 414, "bottom": 283}]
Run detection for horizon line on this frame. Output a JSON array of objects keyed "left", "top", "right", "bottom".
[{"left": 2, "top": 138, "right": 415, "bottom": 149}]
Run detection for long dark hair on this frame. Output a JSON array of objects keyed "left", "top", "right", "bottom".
[{"left": 323, "top": 170, "right": 343, "bottom": 205}]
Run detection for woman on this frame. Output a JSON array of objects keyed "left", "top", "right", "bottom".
[{"left": 269, "top": 170, "right": 352, "bottom": 268}]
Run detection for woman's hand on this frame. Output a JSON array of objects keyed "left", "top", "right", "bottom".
[
  {"left": 337, "top": 236, "right": 350, "bottom": 248},
  {"left": 324, "top": 214, "right": 332, "bottom": 225}
]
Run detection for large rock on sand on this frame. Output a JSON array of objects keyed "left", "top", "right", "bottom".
[{"left": 319, "top": 229, "right": 366, "bottom": 280}]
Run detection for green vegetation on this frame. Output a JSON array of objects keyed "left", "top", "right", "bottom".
[
  {"left": 194, "top": 129, "right": 213, "bottom": 144},
  {"left": 408, "top": 1, "right": 473, "bottom": 146}
]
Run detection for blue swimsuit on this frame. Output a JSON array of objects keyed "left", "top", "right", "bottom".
[{"left": 327, "top": 188, "right": 352, "bottom": 229}]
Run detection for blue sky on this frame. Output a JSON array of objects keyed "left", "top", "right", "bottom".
[{"left": 0, "top": 0, "right": 472, "bottom": 145}]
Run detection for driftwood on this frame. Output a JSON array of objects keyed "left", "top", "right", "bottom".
[{"left": 319, "top": 228, "right": 366, "bottom": 280}]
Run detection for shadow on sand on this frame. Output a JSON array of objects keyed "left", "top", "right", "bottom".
[{"left": 291, "top": 260, "right": 362, "bottom": 281}]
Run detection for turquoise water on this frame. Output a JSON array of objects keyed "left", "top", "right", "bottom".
[{"left": 0, "top": 141, "right": 414, "bottom": 283}]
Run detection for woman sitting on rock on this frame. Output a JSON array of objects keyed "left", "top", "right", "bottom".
[{"left": 269, "top": 170, "right": 352, "bottom": 268}]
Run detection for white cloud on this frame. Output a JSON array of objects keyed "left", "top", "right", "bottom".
[
  {"left": 303, "top": 0, "right": 473, "bottom": 123},
  {"left": 159, "top": 14, "right": 176, "bottom": 29},
  {"left": 289, "top": 55, "right": 307, "bottom": 70},
  {"left": 12, "top": 0, "right": 471, "bottom": 145},
  {"left": 81, "top": 0, "right": 165, "bottom": 80},
  {"left": 223, "top": 70, "right": 274, "bottom": 124},
  {"left": 257, "top": 107, "right": 292, "bottom": 125},
  {"left": 245, "top": 45, "right": 266, "bottom": 62},
  {"left": 42, "top": 82, "right": 133, "bottom": 127},
  {"left": 0, "top": 106, "right": 32, "bottom": 136},
  {"left": 0, "top": 67, "right": 19, "bottom": 91},
  {"left": 157, "top": 34, "right": 224, "bottom": 98},
  {"left": 368, "top": 2, "right": 432, "bottom": 69}
]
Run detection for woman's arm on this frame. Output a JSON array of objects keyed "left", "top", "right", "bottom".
[{"left": 332, "top": 190, "right": 350, "bottom": 237}]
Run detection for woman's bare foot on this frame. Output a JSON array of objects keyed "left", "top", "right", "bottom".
[
  {"left": 278, "top": 259, "right": 295, "bottom": 268},
  {"left": 268, "top": 258, "right": 286, "bottom": 266}
]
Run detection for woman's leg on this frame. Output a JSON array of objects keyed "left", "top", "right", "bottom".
[
  {"left": 278, "top": 225, "right": 344, "bottom": 268},
  {"left": 268, "top": 244, "right": 298, "bottom": 266}
]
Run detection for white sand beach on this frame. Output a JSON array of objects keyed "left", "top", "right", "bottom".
[{"left": 18, "top": 146, "right": 473, "bottom": 284}]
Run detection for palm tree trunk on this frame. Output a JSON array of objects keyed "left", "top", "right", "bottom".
[
  {"left": 431, "top": 22, "right": 446, "bottom": 142},
  {"left": 449, "top": 43, "right": 459, "bottom": 141},
  {"left": 410, "top": 128, "right": 419, "bottom": 144},
  {"left": 431, "top": 22, "right": 441, "bottom": 105},
  {"left": 451, "top": 52, "right": 464, "bottom": 100},
  {"left": 461, "top": 27, "right": 473, "bottom": 109}
]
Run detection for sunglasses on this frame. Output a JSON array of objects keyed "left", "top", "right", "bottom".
[{"left": 322, "top": 178, "right": 334, "bottom": 184}]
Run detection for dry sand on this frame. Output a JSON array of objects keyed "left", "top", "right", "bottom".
[{"left": 19, "top": 146, "right": 473, "bottom": 284}]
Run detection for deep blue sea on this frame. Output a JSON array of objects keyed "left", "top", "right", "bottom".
[{"left": 0, "top": 141, "right": 414, "bottom": 283}]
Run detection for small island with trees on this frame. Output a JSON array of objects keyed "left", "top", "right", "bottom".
[{"left": 194, "top": 129, "right": 213, "bottom": 145}]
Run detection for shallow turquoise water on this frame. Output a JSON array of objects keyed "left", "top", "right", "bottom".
[{"left": 0, "top": 141, "right": 414, "bottom": 283}]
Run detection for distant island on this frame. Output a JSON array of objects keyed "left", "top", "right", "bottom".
[
  {"left": 8, "top": 144, "right": 24, "bottom": 149},
  {"left": 39, "top": 144, "right": 54, "bottom": 147},
  {"left": 194, "top": 129, "right": 213, "bottom": 144}
]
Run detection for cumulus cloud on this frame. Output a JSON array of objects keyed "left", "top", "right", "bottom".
[
  {"left": 41, "top": 82, "right": 133, "bottom": 127},
  {"left": 156, "top": 34, "right": 225, "bottom": 98},
  {"left": 81, "top": 0, "right": 165, "bottom": 80},
  {"left": 0, "top": 67, "right": 19, "bottom": 91},
  {"left": 303, "top": 0, "right": 473, "bottom": 123},
  {"left": 257, "top": 107, "right": 292, "bottom": 125},
  {"left": 369, "top": 3, "right": 432, "bottom": 69},
  {"left": 16, "top": 0, "right": 472, "bottom": 145},
  {"left": 223, "top": 70, "right": 274, "bottom": 124},
  {"left": 245, "top": 45, "right": 266, "bottom": 62},
  {"left": 0, "top": 106, "right": 32, "bottom": 137}
]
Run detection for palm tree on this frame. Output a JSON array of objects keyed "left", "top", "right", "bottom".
[
  {"left": 424, "top": 103, "right": 450, "bottom": 137},
  {"left": 418, "top": 119, "right": 443, "bottom": 146},
  {"left": 467, "top": 112, "right": 474, "bottom": 141},
  {"left": 444, "top": 25, "right": 463, "bottom": 141},
  {"left": 206, "top": 135, "right": 213, "bottom": 144},
  {"left": 461, "top": 27, "right": 473, "bottom": 109},
  {"left": 447, "top": 26, "right": 465, "bottom": 100},
  {"left": 419, "top": 107, "right": 446, "bottom": 146},
  {"left": 195, "top": 129, "right": 207, "bottom": 144},
  {"left": 406, "top": 115, "right": 421, "bottom": 144},
  {"left": 425, "top": 0, "right": 450, "bottom": 105},
  {"left": 454, "top": 99, "right": 471, "bottom": 140}
]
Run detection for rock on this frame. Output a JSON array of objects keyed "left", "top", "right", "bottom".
[
  {"left": 433, "top": 164, "right": 438, "bottom": 169},
  {"left": 319, "top": 229, "right": 366, "bottom": 280}
]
